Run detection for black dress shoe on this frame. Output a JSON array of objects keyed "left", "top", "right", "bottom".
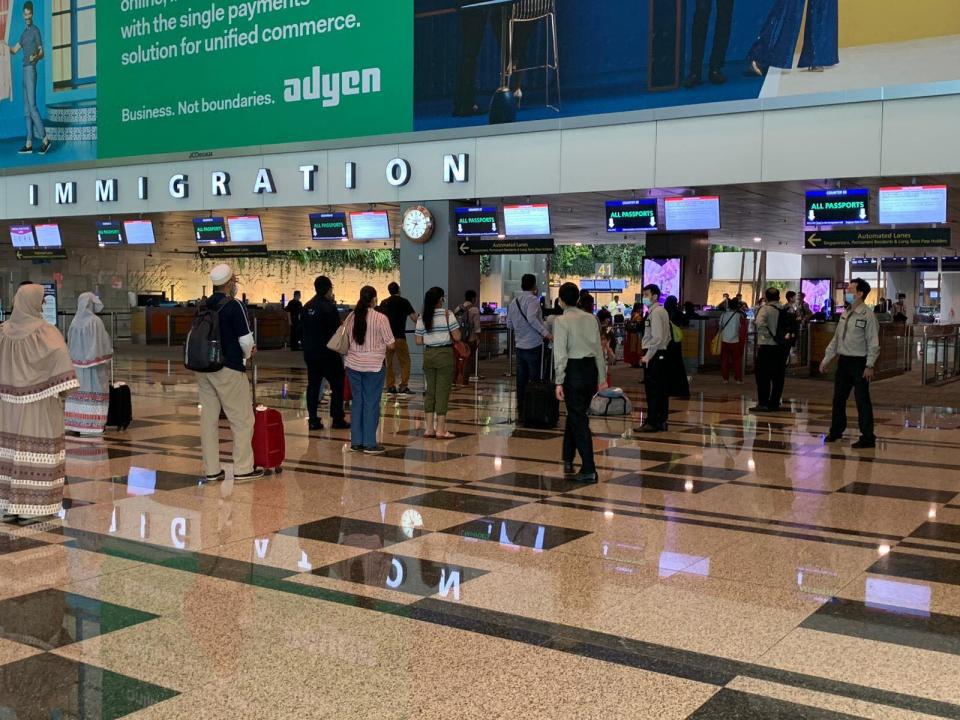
[
  {"left": 331, "top": 420, "right": 351, "bottom": 430},
  {"left": 637, "top": 423, "right": 662, "bottom": 434},
  {"left": 682, "top": 74, "right": 701, "bottom": 89},
  {"left": 824, "top": 433, "right": 842, "bottom": 443},
  {"left": 563, "top": 462, "right": 576, "bottom": 476},
  {"left": 852, "top": 438, "right": 876, "bottom": 449},
  {"left": 574, "top": 471, "right": 598, "bottom": 483},
  {"left": 709, "top": 68, "right": 727, "bottom": 84},
  {"left": 748, "top": 405, "right": 770, "bottom": 413},
  {"left": 308, "top": 419, "right": 323, "bottom": 431}
]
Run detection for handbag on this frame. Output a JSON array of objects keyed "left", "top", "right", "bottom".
[
  {"left": 671, "top": 322, "right": 684, "bottom": 344},
  {"left": 327, "top": 313, "right": 352, "bottom": 355},
  {"left": 446, "top": 310, "right": 471, "bottom": 359}
]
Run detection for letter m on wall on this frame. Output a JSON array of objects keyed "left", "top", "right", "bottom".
[
  {"left": 96, "top": 178, "right": 119, "bottom": 203},
  {"left": 55, "top": 181, "right": 77, "bottom": 204}
]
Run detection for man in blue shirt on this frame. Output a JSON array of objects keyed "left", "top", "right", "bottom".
[
  {"left": 506, "top": 274, "right": 552, "bottom": 423},
  {"left": 9, "top": 1, "right": 51, "bottom": 156}
]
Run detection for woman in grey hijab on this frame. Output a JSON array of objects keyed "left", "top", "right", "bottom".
[
  {"left": 0, "top": 284, "right": 77, "bottom": 525},
  {"left": 64, "top": 292, "right": 113, "bottom": 436}
]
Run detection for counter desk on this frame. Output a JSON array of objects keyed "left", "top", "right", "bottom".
[{"left": 132, "top": 306, "right": 290, "bottom": 350}]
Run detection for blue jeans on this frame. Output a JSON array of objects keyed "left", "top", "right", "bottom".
[
  {"left": 516, "top": 346, "right": 544, "bottom": 419},
  {"left": 22, "top": 64, "right": 46, "bottom": 142},
  {"left": 347, "top": 367, "right": 385, "bottom": 449}
]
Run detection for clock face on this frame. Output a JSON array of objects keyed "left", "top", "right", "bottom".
[{"left": 402, "top": 207, "right": 433, "bottom": 242}]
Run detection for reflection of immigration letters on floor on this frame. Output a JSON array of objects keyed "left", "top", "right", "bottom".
[{"left": 761, "top": 34, "right": 960, "bottom": 98}]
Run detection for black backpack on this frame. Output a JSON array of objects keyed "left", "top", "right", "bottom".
[
  {"left": 184, "top": 297, "right": 229, "bottom": 372},
  {"left": 774, "top": 307, "right": 799, "bottom": 348},
  {"left": 453, "top": 304, "right": 474, "bottom": 343}
]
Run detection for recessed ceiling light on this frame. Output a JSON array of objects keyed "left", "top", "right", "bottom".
[{"left": 753, "top": 237, "right": 762, "bottom": 243}]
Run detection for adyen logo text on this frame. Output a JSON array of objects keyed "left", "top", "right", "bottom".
[{"left": 283, "top": 67, "right": 381, "bottom": 108}]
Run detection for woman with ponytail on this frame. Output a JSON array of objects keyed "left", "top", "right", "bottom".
[
  {"left": 344, "top": 285, "right": 394, "bottom": 454},
  {"left": 415, "top": 287, "right": 461, "bottom": 439}
]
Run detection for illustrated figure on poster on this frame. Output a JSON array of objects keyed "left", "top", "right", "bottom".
[
  {"left": 8, "top": 1, "right": 51, "bottom": 155},
  {"left": 684, "top": 0, "right": 735, "bottom": 88},
  {"left": 747, "top": 0, "right": 838, "bottom": 76}
]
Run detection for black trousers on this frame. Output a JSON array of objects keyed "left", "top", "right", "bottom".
[
  {"left": 454, "top": 6, "right": 534, "bottom": 112},
  {"left": 689, "top": 0, "right": 735, "bottom": 73},
  {"left": 305, "top": 350, "right": 345, "bottom": 423},
  {"left": 290, "top": 323, "right": 302, "bottom": 351},
  {"left": 563, "top": 358, "right": 599, "bottom": 473},
  {"left": 755, "top": 345, "right": 787, "bottom": 408},
  {"left": 643, "top": 351, "right": 670, "bottom": 426},
  {"left": 830, "top": 355, "right": 875, "bottom": 440}
]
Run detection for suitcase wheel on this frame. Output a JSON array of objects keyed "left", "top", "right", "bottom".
[{"left": 274, "top": 466, "right": 283, "bottom": 474}]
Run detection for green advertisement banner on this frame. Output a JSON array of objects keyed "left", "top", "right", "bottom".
[{"left": 97, "top": 0, "right": 413, "bottom": 158}]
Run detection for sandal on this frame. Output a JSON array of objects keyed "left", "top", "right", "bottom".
[
  {"left": 423, "top": 432, "right": 436, "bottom": 438},
  {"left": 436, "top": 432, "right": 457, "bottom": 440}
]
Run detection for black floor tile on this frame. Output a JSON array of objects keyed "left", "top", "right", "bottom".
[
  {"left": 869, "top": 552, "right": 960, "bottom": 586},
  {"left": 608, "top": 473, "right": 722, "bottom": 493},
  {"left": 0, "top": 533, "right": 48, "bottom": 556},
  {"left": 837, "top": 482, "right": 958, "bottom": 504},
  {"left": 279, "top": 517, "right": 428, "bottom": 547},
  {"left": 312, "top": 551, "right": 487, "bottom": 596},
  {"left": 510, "top": 429, "right": 562, "bottom": 440},
  {"left": 802, "top": 597, "right": 960, "bottom": 656},
  {"left": 383, "top": 448, "right": 466, "bottom": 463},
  {"left": 643, "top": 462, "right": 748, "bottom": 482},
  {"left": 600, "top": 447, "right": 683, "bottom": 463},
  {"left": 908, "top": 522, "right": 960, "bottom": 543},
  {"left": 400, "top": 490, "right": 531, "bottom": 516},
  {"left": 688, "top": 689, "right": 862, "bottom": 719},
  {"left": 0, "top": 589, "right": 158, "bottom": 650},
  {"left": 441, "top": 517, "right": 590, "bottom": 550},
  {"left": 480, "top": 472, "right": 587, "bottom": 494},
  {"left": 141, "top": 435, "right": 204, "bottom": 449},
  {"left": 0, "top": 653, "right": 177, "bottom": 719},
  {"left": 67, "top": 447, "right": 140, "bottom": 460}
]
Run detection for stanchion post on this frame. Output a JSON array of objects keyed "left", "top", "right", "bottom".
[
  {"left": 504, "top": 328, "right": 514, "bottom": 378},
  {"left": 166, "top": 315, "right": 172, "bottom": 347}
]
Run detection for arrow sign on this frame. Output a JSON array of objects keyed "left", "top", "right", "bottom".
[
  {"left": 804, "top": 228, "right": 950, "bottom": 250},
  {"left": 16, "top": 248, "right": 68, "bottom": 260},
  {"left": 457, "top": 237, "right": 554, "bottom": 256},
  {"left": 196, "top": 244, "right": 269, "bottom": 259}
]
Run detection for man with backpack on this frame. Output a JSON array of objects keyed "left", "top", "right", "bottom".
[
  {"left": 453, "top": 290, "right": 482, "bottom": 387},
  {"left": 750, "top": 287, "right": 795, "bottom": 413},
  {"left": 506, "top": 274, "right": 552, "bottom": 424},
  {"left": 186, "top": 264, "right": 263, "bottom": 483}
]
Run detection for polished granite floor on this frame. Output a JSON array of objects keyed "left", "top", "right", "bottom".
[{"left": 5, "top": 355, "right": 960, "bottom": 718}]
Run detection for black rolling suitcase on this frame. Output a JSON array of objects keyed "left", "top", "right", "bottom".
[
  {"left": 107, "top": 384, "right": 132, "bottom": 431},
  {"left": 521, "top": 346, "right": 559, "bottom": 429}
]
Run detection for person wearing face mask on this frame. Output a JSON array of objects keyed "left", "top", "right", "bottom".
[
  {"left": 637, "top": 284, "right": 672, "bottom": 433},
  {"left": 64, "top": 292, "right": 113, "bottom": 436},
  {"left": 194, "top": 264, "right": 263, "bottom": 483},
  {"left": 820, "top": 278, "right": 880, "bottom": 449}
]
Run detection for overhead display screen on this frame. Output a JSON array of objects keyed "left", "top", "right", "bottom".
[
  {"left": 664, "top": 197, "right": 721, "bottom": 231},
  {"left": 910, "top": 257, "right": 939, "bottom": 271},
  {"left": 879, "top": 186, "right": 947, "bottom": 225},
  {"left": 606, "top": 199, "right": 658, "bottom": 233},
  {"left": 941, "top": 257, "right": 960, "bottom": 272},
  {"left": 503, "top": 204, "right": 551, "bottom": 237},
  {"left": 227, "top": 216, "right": 264, "bottom": 244},
  {"left": 642, "top": 257, "right": 682, "bottom": 303},
  {"left": 124, "top": 220, "right": 156, "bottom": 246},
  {"left": 309, "top": 212, "right": 348, "bottom": 240},
  {"left": 9, "top": 225, "right": 35, "bottom": 248},
  {"left": 455, "top": 207, "right": 499, "bottom": 237},
  {"left": 881, "top": 256, "right": 909, "bottom": 270},
  {"left": 849, "top": 257, "right": 878, "bottom": 273},
  {"left": 193, "top": 217, "right": 227, "bottom": 244},
  {"left": 349, "top": 211, "right": 391, "bottom": 241},
  {"left": 34, "top": 224, "right": 62, "bottom": 248},
  {"left": 806, "top": 188, "right": 869, "bottom": 226},
  {"left": 96, "top": 220, "right": 124, "bottom": 246}
]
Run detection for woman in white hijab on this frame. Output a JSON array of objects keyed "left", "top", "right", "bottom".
[
  {"left": 64, "top": 292, "right": 113, "bottom": 436},
  {"left": 0, "top": 284, "right": 77, "bottom": 525}
]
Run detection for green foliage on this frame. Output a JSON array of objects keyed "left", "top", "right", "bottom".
[
  {"left": 272, "top": 248, "right": 400, "bottom": 273},
  {"left": 480, "top": 254, "right": 492, "bottom": 277},
  {"left": 552, "top": 244, "right": 646, "bottom": 279}
]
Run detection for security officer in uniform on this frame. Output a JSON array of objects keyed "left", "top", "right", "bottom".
[
  {"left": 820, "top": 278, "right": 880, "bottom": 449},
  {"left": 637, "top": 284, "right": 672, "bottom": 433}
]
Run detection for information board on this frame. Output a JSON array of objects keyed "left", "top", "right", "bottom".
[
  {"left": 805, "top": 188, "right": 869, "bottom": 226},
  {"left": 849, "top": 257, "right": 878, "bottom": 273},
  {"left": 96, "top": 220, "right": 124, "bottom": 246},
  {"left": 124, "top": 220, "right": 156, "bottom": 245},
  {"left": 503, "top": 204, "right": 551, "bottom": 237},
  {"left": 9, "top": 225, "right": 34, "bottom": 248},
  {"left": 455, "top": 207, "right": 499, "bottom": 237},
  {"left": 664, "top": 197, "right": 720, "bottom": 231},
  {"left": 194, "top": 217, "right": 227, "bottom": 244},
  {"left": 879, "top": 186, "right": 947, "bottom": 225},
  {"left": 309, "top": 212, "right": 348, "bottom": 240},
  {"left": 349, "top": 211, "right": 391, "bottom": 240},
  {"left": 227, "top": 216, "right": 264, "bottom": 243},
  {"left": 34, "top": 224, "right": 62, "bottom": 248},
  {"left": 606, "top": 199, "right": 658, "bottom": 233}
]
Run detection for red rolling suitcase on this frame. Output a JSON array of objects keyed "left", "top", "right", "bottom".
[{"left": 252, "top": 406, "right": 285, "bottom": 473}]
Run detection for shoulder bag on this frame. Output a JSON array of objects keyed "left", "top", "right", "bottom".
[
  {"left": 447, "top": 310, "right": 471, "bottom": 360},
  {"left": 327, "top": 313, "right": 353, "bottom": 355}
]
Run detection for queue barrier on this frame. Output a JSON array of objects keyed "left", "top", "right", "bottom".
[{"left": 919, "top": 325, "right": 960, "bottom": 385}]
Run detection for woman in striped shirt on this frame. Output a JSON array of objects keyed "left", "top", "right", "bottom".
[
  {"left": 415, "top": 287, "right": 462, "bottom": 439},
  {"left": 345, "top": 286, "right": 395, "bottom": 454}
]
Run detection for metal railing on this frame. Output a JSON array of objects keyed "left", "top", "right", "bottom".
[
  {"left": 919, "top": 325, "right": 960, "bottom": 385},
  {"left": 54, "top": 311, "right": 133, "bottom": 341}
]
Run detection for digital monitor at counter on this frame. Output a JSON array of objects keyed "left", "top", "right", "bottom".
[
  {"left": 455, "top": 207, "right": 499, "bottom": 237},
  {"left": 800, "top": 278, "right": 831, "bottom": 314},
  {"left": 910, "top": 257, "right": 939, "bottom": 271},
  {"left": 34, "top": 223, "right": 62, "bottom": 248},
  {"left": 879, "top": 186, "right": 947, "bottom": 225},
  {"left": 309, "top": 212, "right": 348, "bottom": 240},
  {"left": 9, "top": 225, "right": 34, "bottom": 248},
  {"left": 881, "top": 256, "right": 909, "bottom": 270},
  {"left": 123, "top": 220, "right": 156, "bottom": 246},
  {"left": 227, "top": 215, "right": 263, "bottom": 243},
  {"left": 849, "top": 257, "right": 878, "bottom": 273},
  {"left": 664, "top": 196, "right": 720, "bottom": 231},
  {"left": 805, "top": 188, "right": 869, "bottom": 226},
  {"left": 606, "top": 199, "right": 658, "bottom": 233},
  {"left": 349, "top": 211, "right": 391, "bottom": 240},
  {"left": 941, "top": 257, "right": 960, "bottom": 272},
  {"left": 642, "top": 257, "right": 682, "bottom": 303},
  {"left": 503, "top": 203, "right": 551, "bottom": 236},
  {"left": 96, "top": 220, "right": 123, "bottom": 247},
  {"left": 193, "top": 217, "right": 226, "bottom": 244}
]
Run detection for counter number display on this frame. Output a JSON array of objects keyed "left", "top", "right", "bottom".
[
  {"left": 96, "top": 220, "right": 123, "bottom": 247},
  {"left": 805, "top": 188, "right": 869, "bottom": 226},
  {"left": 455, "top": 207, "right": 499, "bottom": 237},
  {"left": 193, "top": 217, "right": 226, "bottom": 244},
  {"left": 606, "top": 199, "right": 658, "bottom": 232},
  {"left": 309, "top": 212, "right": 348, "bottom": 240}
]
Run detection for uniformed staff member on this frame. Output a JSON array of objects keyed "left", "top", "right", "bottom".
[
  {"left": 637, "top": 284, "right": 672, "bottom": 433},
  {"left": 820, "top": 278, "right": 880, "bottom": 449}
]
